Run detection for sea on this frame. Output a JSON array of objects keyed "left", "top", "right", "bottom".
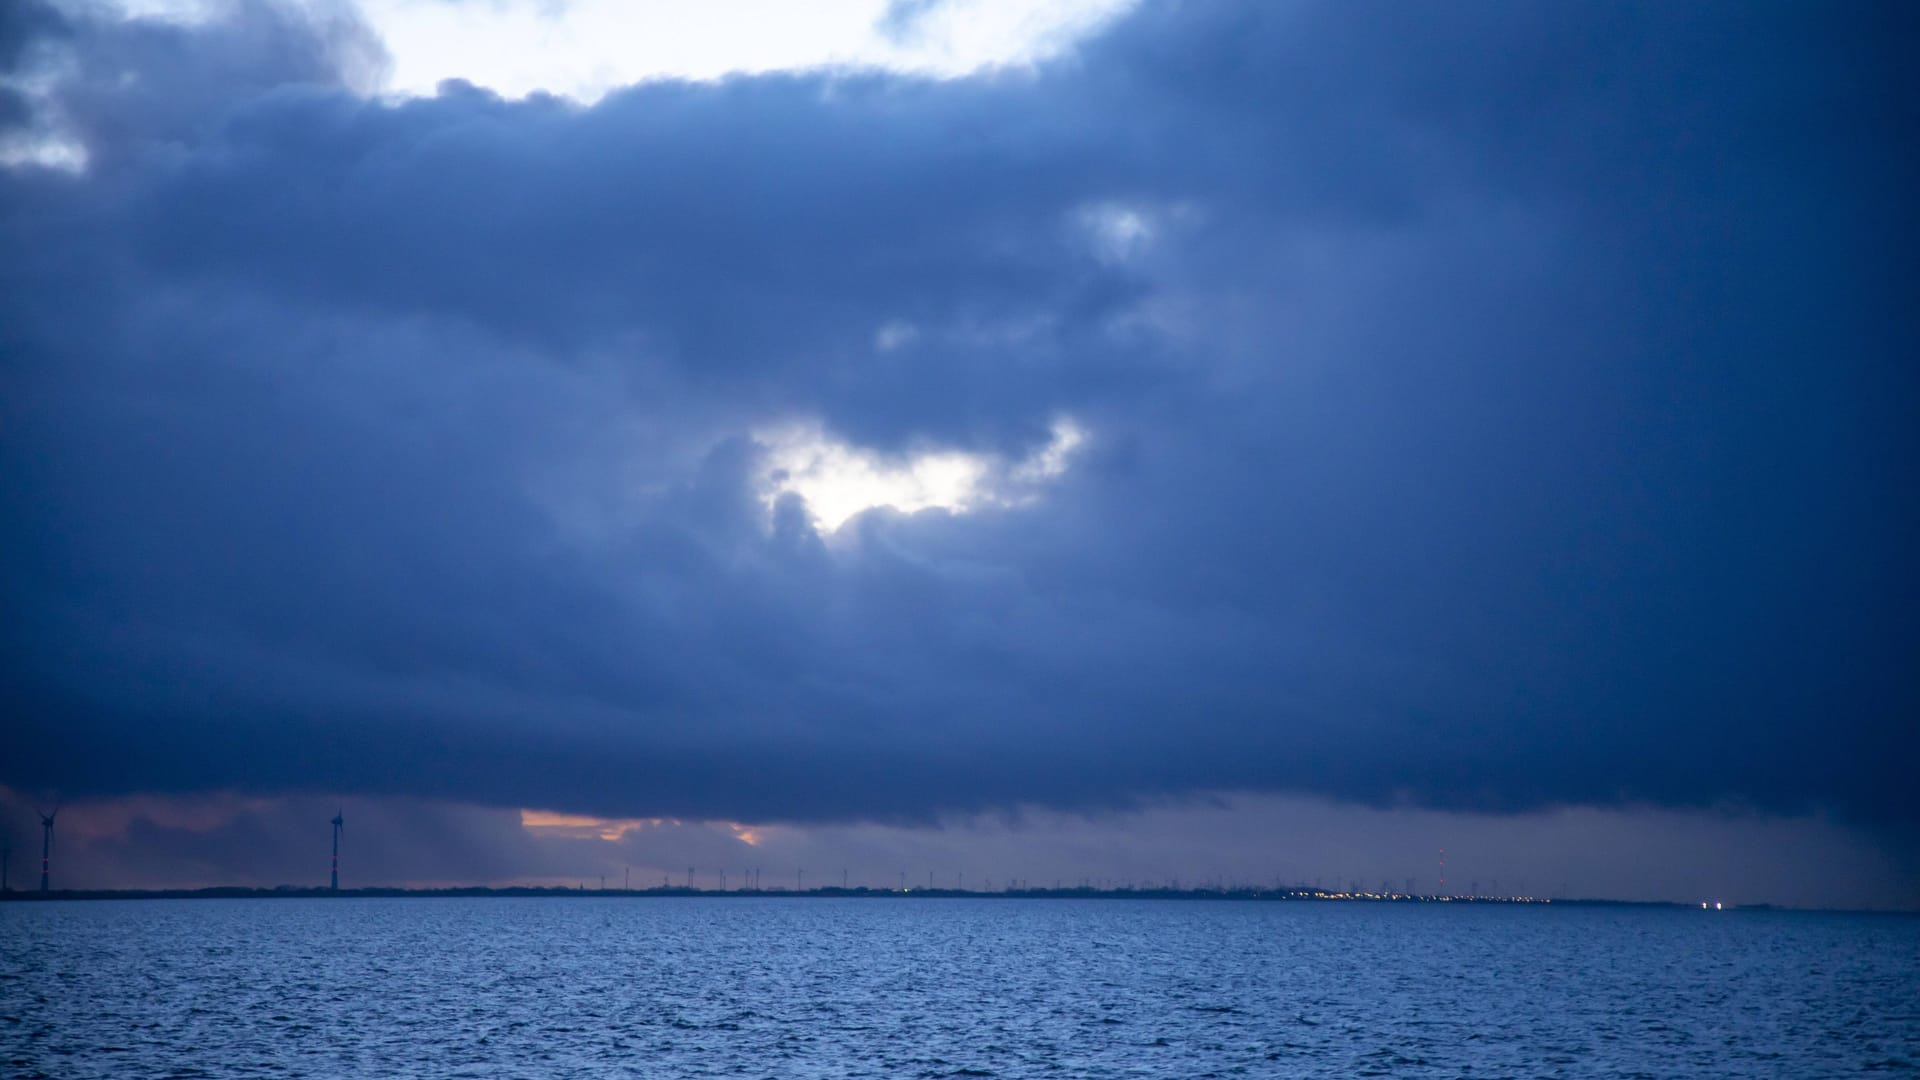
[{"left": 2, "top": 897, "right": 1916, "bottom": 1078}]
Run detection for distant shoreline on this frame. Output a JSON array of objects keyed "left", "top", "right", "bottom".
[{"left": 0, "top": 885, "right": 1774, "bottom": 910}]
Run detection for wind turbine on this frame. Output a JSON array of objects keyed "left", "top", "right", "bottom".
[
  {"left": 330, "top": 809, "right": 344, "bottom": 891},
  {"left": 39, "top": 808, "right": 56, "bottom": 892}
]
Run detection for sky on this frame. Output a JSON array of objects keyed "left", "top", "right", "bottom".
[{"left": 1, "top": 0, "right": 1915, "bottom": 909}]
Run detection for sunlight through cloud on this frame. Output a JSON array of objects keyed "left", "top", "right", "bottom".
[
  {"left": 756, "top": 418, "right": 1085, "bottom": 532},
  {"left": 360, "top": 0, "right": 1138, "bottom": 101},
  {"left": 80, "top": 0, "right": 1141, "bottom": 103}
]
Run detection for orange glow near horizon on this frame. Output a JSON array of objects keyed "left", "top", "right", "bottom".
[
  {"left": 516, "top": 810, "right": 775, "bottom": 846},
  {"left": 518, "top": 809, "right": 669, "bottom": 841}
]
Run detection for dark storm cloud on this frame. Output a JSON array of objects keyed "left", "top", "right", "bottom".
[{"left": 3, "top": 2, "right": 1914, "bottom": 825}]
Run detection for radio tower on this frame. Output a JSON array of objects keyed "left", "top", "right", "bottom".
[
  {"left": 39, "top": 809, "right": 56, "bottom": 892},
  {"left": 330, "top": 810, "right": 344, "bottom": 890}
]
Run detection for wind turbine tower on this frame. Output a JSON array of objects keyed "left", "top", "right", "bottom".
[
  {"left": 330, "top": 810, "right": 344, "bottom": 891},
  {"left": 39, "top": 809, "right": 56, "bottom": 892}
]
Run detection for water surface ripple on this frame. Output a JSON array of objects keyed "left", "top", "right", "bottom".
[{"left": 3, "top": 898, "right": 1916, "bottom": 1078}]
